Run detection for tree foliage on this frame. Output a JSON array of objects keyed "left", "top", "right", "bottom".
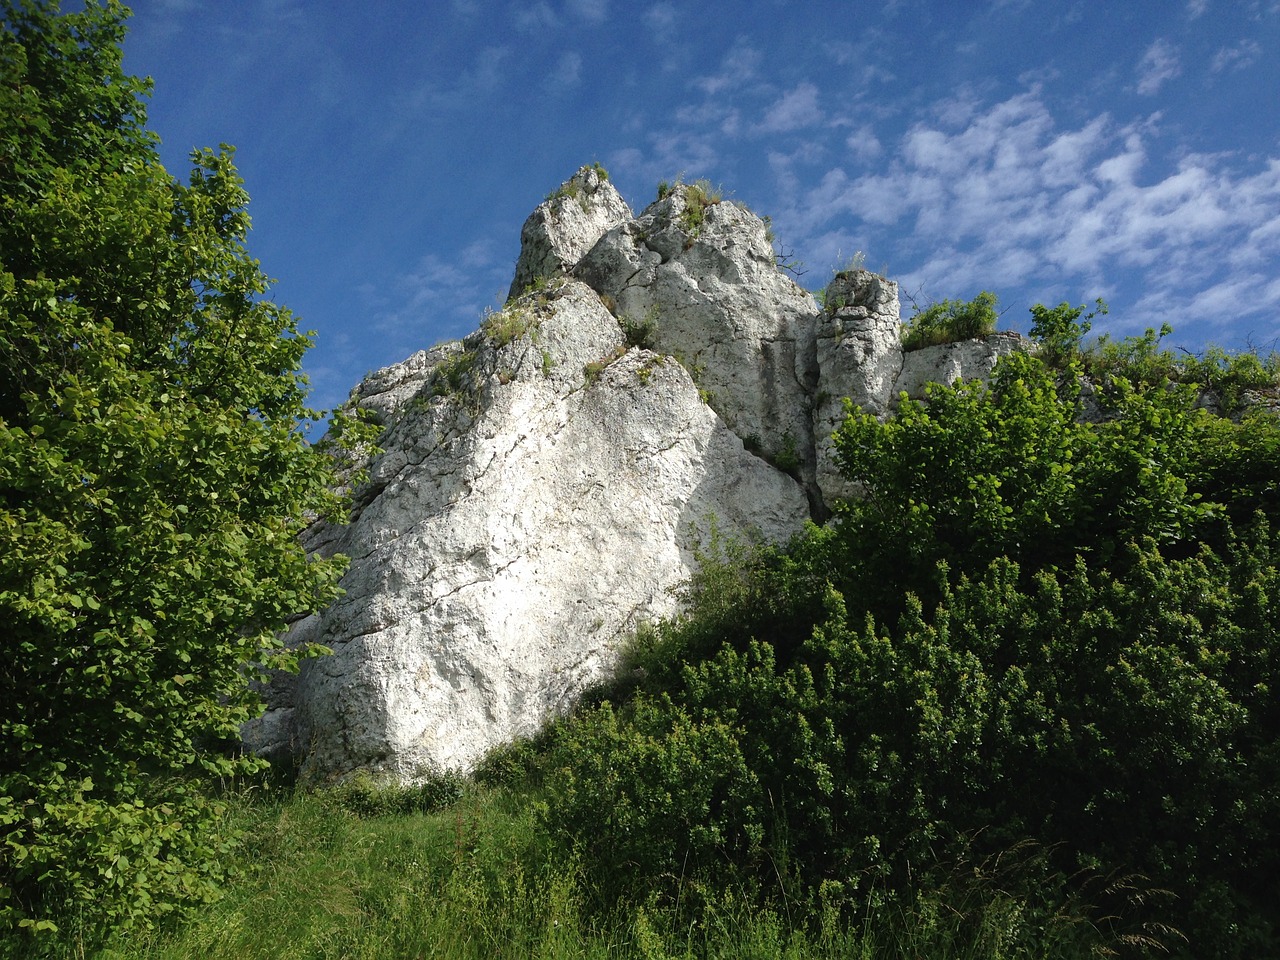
[
  {"left": 539, "top": 311, "right": 1280, "bottom": 958},
  {"left": 0, "top": 0, "right": 364, "bottom": 940}
]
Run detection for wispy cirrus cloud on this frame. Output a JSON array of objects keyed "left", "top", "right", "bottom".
[
  {"left": 513, "top": 1, "right": 557, "bottom": 30},
  {"left": 644, "top": 2, "right": 677, "bottom": 38},
  {"left": 549, "top": 51, "right": 583, "bottom": 90},
  {"left": 692, "top": 39, "right": 762, "bottom": 95},
  {"left": 368, "top": 241, "right": 508, "bottom": 341},
  {"left": 565, "top": 0, "right": 608, "bottom": 23},
  {"left": 1211, "top": 38, "right": 1262, "bottom": 72},
  {"left": 1136, "top": 39, "right": 1181, "bottom": 95},
  {"left": 756, "top": 83, "right": 824, "bottom": 134}
]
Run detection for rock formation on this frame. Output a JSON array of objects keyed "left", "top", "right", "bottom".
[{"left": 244, "top": 166, "right": 1029, "bottom": 782}]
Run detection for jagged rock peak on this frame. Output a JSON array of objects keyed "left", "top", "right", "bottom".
[
  {"left": 508, "top": 163, "right": 632, "bottom": 300},
  {"left": 573, "top": 180, "right": 824, "bottom": 509},
  {"left": 245, "top": 167, "right": 1034, "bottom": 784}
]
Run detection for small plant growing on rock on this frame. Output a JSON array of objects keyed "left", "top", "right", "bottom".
[
  {"left": 546, "top": 164, "right": 608, "bottom": 210},
  {"left": 622, "top": 306, "right": 659, "bottom": 349},
  {"left": 773, "top": 433, "right": 802, "bottom": 473},
  {"left": 583, "top": 344, "right": 628, "bottom": 385},
  {"left": 837, "top": 250, "right": 866, "bottom": 273},
  {"left": 483, "top": 305, "right": 535, "bottom": 348},
  {"left": 901, "top": 291, "right": 999, "bottom": 351},
  {"left": 636, "top": 356, "right": 665, "bottom": 385},
  {"left": 679, "top": 179, "right": 723, "bottom": 240},
  {"left": 429, "top": 348, "right": 477, "bottom": 398}
]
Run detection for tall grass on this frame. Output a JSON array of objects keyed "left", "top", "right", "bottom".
[{"left": 11, "top": 783, "right": 1115, "bottom": 960}]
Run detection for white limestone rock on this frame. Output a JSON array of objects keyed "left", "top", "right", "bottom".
[
  {"left": 575, "top": 185, "right": 823, "bottom": 488},
  {"left": 893, "top": 331, "right": 1026, "bottom": 402},
  {"left": 508, "top": 165, "right": 633, "bottom": 300},
  {"left": 246, "top": 279, "right": 809, "bottom": 781},
  {"left": 811, "top": 270, "right": 904, "bottom": 505},
  {"left": 245, "top": 169, "right": 1046, "bottom": 782}
]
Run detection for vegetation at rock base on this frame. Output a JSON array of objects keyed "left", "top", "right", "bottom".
[
  {"left": 528, "top": 309, "right": 1280, "bottom": 959},
  {"left": 26, "top": 781, "right": 1113, "bottom": 960},
  {"left": 0, "top": 0, "right": 371, "bottom": 942}
]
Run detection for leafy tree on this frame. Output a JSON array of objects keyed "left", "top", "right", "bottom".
[
  {"left": 1027, "top": 297, "right": 1104, "bottom": 367},
  {"left": 0, "top": 0, "right": 365, "bottom": 941},
  {"left": 827, "top": 347, "right": 1224, "bottom": 624}
]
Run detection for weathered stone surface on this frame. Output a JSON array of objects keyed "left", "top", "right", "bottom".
[
  {"left": 893, "top": 331, "right": 1026, "bottom": 403},
  {"left": 508, "top": 165, "right": 632, "bottom": 300},
  {"left": 575, "top": 185, "right": 822, "bottom": 490},
  {"left": 245, "top": 280, "right": 809, "bottom": 780},
  {"left": 812, "top": 270, "right": 904, "bottom": 505},
  {"left": 247, "top": 170, "right": 1038, "bottom": 783}
]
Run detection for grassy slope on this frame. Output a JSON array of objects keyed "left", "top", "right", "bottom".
[{"left": 42, "top": 784, "right": 1107, "bottom": 960}]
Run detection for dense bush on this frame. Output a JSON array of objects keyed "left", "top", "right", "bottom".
[{"left": 540, "top": 325, "right": 1280, "bottom": 958}]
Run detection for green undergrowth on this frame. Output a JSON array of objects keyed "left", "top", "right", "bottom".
[{"left": 36, "top": 781, "right": 1111, "bottom": 960}]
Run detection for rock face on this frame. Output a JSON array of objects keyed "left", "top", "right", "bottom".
[
  {"left": 575, "top": 185, "right": 822, "bottom": 500},
  {"left": 245, "top": 166, "right": 1030, "bottom": 782},
  {"left": 508, "top": 164, "right": 632, "bottom": 300}
]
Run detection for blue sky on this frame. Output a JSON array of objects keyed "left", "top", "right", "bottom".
[{"left": 120, "top": 0, "right": 1280, "bottom": 415}]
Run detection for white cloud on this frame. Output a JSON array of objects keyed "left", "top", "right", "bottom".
[
  {"left": 778, "top": 92, "right": 1280, "bottom": 331},
  {"left": 1137, "top": 38, "right": 1181, "bottom": 95},
  {"left": 1211, "top": 39, "right": 1262, "bottom": 72},
  {"left": 846, "top": 126, "right": 884, "bottom": 164},
  {"left": 609, "top": 128, "right": 721, "bottom": 191},
  {"left": 693, "top": 39, "right": 761, "bottom": 95},
  {"left": 645, "top": 2, "right": 676, "bottom": 38},
  {"left": 550, "top": 51, "right": 582, "bottom": 89},
  {"left": 757, "top": 82, "right": 823, "bottom": 133},
  {"left": 1186, "top": 0, "right": 1210, "bottom": 17},
  {"left": 373, "top": 244, "right": 508, "bottom": 343},
  {"left": 513, "top": 2, "right": 557, "bottom": 30}
]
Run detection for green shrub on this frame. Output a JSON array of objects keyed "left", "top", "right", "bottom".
[
  {"left": 1031, "top": 309, "right": 1280, "bottom": 417},
  {"left": 901, "top": 291, "right": 999, "bottom": 350},
  {"left": 325, "top": 769, "right": 465, "bottom": 818},
  {"left": 621, "top": 306, "right": 658, "bottom": 348},
  {"left": 1182, "top": 345, "right": 1280, "bottom": 413},
  {"left": 1028, "top": 298, "right": 1105, "bottom": 367}
]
